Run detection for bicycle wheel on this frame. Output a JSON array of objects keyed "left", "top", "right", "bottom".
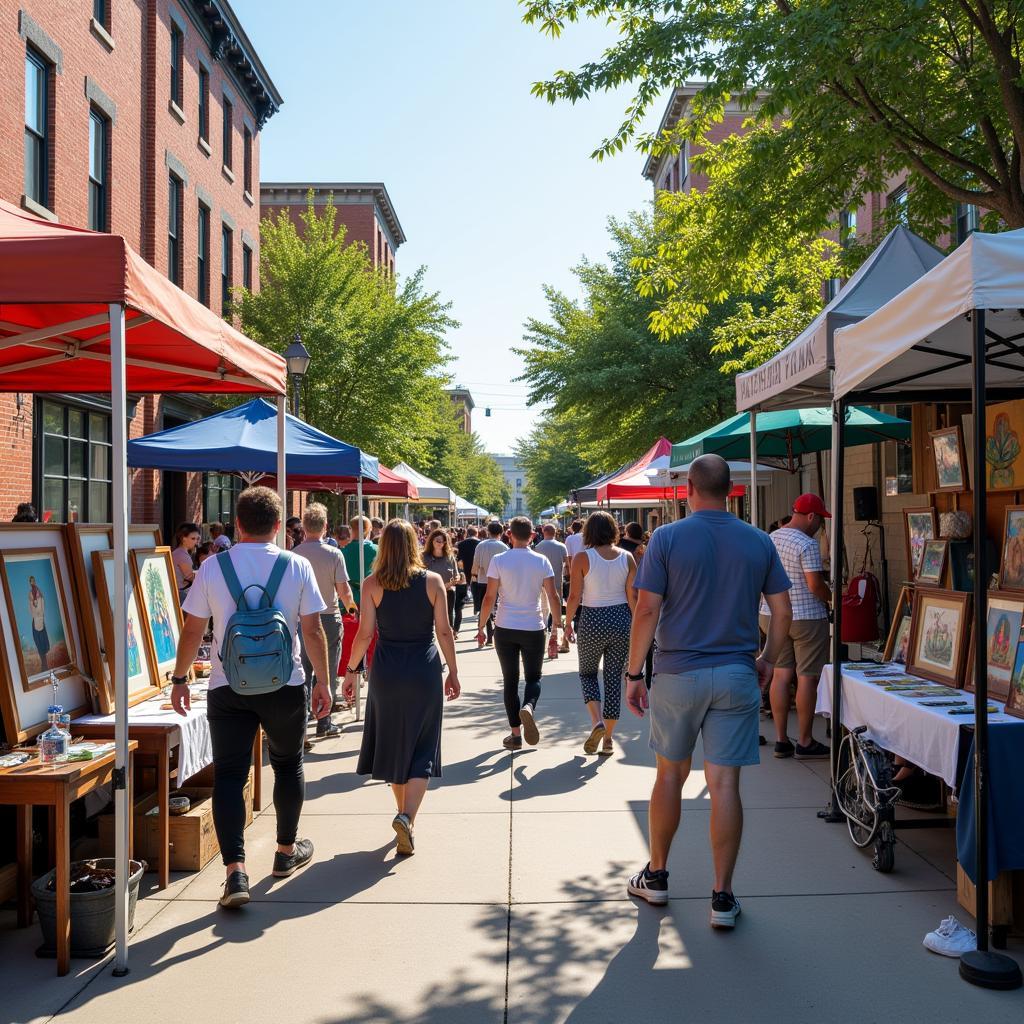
[
  {"left": 840, "top": 740, "right": 879, "bottom": 848},
  {"left": 873, "top": 820, "right": 896, "bottom": 873}
]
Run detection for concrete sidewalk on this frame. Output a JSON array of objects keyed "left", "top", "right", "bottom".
[{"left": 3, "top": 609, "right": 1022, "bottom": 1023}]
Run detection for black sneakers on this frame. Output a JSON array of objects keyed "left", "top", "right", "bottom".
[
  {"left": 795, "top": 739, "right": 830, "bottom": 759},
  {"left": 219, "top": 869, "right": 250, "bottom": 908},
  {"left": 774, "top": 740, "right": 795, "bottom": 759},
  {"left": 710, "top": 890, "right": 742, "bottom": 928},
  {"left": 272, "top": 837, "right": 314, "bottom": 877},
  {"left": 627, "top": 864, "right": 669, "bottom": 906}
]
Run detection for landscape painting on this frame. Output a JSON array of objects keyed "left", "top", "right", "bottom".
[{"left": 132, "top": 548, "right": 182, "bottom": 681}]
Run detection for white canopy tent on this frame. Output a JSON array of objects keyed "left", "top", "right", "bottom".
[
  {"left": 391, "top": 462, "right": 454, "bottom": 504},
  {"left": 454, "top": 494, "right": 490, "bottom": 519}
]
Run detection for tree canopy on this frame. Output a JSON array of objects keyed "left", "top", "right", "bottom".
[{"left": 514, "top": 413, "right": 596, "bottom": 515}]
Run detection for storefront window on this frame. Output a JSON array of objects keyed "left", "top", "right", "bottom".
[
  {"left": 204, "top": 472, "right": 240, "bottom": 525},
  {"left": 884, "top": 403, "right": 914, "bottom": 495},
  {"left": 38, "top": 400, "right": 112, "bottom": 523}
]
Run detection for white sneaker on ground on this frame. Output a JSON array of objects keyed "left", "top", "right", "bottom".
[{"left": 923, "top": 915, "right": 976, "bottom": 957}]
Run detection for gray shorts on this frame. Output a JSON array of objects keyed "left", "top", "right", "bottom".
[{"left": 649, "top": 663, "right": 762, "bottom": 767}]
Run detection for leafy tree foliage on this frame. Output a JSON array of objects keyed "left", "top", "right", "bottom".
[{"left": 514, "top": 413, "right": 596, "bottom": 515}]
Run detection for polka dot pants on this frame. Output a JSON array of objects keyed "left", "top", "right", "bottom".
[{"left": 577, "top": 603, "right": 632, "bottom": 721}]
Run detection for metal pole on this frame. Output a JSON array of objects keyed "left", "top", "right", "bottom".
[
  {"left": 356, "top": 476, "right": 364, "bottom": 721},
  {"left": 110, "top": 303, "right": 130, "bottom": 975},
  {"left": 276, "top": 395, "right": 287, "bottom": 547},
  {"left": 749, "top": 409, "right": 759, "bottom": 528}
]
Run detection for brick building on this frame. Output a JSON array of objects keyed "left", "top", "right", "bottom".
[
  {"left": 0, "top": 0, "right": 281, "bottom": 538},
  {"left": 260, "top": 182, "right": 405, "bottom": 275}
]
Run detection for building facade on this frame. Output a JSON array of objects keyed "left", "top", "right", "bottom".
[
  {"left": 0, "top": 0, "right": 281, "bottom": 537},
  {"left": 260, "top": 182, "right": 404, "bottom": 275},
  {"left": 445, "top": 387, "right": 474, "bottom": 434},
  {"left": 491, "top": 455, "right": 528, "bottom": 520}
]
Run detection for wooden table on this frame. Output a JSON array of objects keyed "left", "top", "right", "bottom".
[{"left": 0, "top": 743, "right": 137, "bottom": 976}]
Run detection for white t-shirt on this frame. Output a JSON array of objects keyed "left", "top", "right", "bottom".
[
  {"left": 487, "top": 547, "right": 555, "bottom": 632},
  {"left": 182, "top": 543, "right": 327, "bottom": 690},
  {"left": 565, "top": 532, "right": 585, "bottom": 558}
]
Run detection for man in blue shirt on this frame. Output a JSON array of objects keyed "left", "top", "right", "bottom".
[{"left": 623, "top": 455, "right": 793, "bottom": 928}]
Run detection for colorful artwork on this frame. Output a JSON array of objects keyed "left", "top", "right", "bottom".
[
  {"left": 903, "top": 508, "right": 936, "bottom": 577},
  {"left": 985, "top": 400, "right": 1024, "bottom": 492},
  {"left": 1007, "top": 628, "right": 1024, "bottom": 720},
  {"left": 893, "top": 617, "right": 912, "bottom": 664},
  {"left": 999, "top": 507, "right": 1024, "bottom": 592},
  {"left": 94, "top": 552, "right": 152, "bottom": 695},
  {"left": 132, "top": 549, "right": 181, "bottom": 678},
  {"left": 916, "top": 540, "right": 947, "bottom": 586},
  {"left": 985, "top": 594, "right": 1024, "bottom": 695},
  {"left": 930, "top": 426, "right": 967, "bottom": 492},
  {"left": 921, "top": 607, "right": 956, "bottom": 670},
  {"left": 0, "top": 549, "right": 74, "bottom": 688},
  {"left": 908, "top": 589, "right": 971, "bottom": 686}
]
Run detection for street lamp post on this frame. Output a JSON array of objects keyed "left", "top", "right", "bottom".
[{"left": 284, "top": 333, "right": 311, "bottom": 419}]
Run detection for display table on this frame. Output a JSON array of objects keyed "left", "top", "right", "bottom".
[{"left": 0, "top": 743, "right": 137, "bottom": 976}]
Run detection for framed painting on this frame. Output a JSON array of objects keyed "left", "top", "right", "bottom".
[
  {"left": 129, "top": 523, "right": 162, "bottom": 550},
  {"left": 907, "top": 588, "right": 971, "bottom": 686},
  {"left": 0, "top": 525, "right": 89, "bottom": 743},
  {"left": 929, "top": 426, "right": 968, "bottom": 492},
  {"left": 1006, "top": 628, "right": 1024, "bottom": 719},
  {"left": 65, "top": 524, "right": 113, "bottom": 682},
  {"left": 998, "top": 506, "right": 1024, "bottom": 593},
  {"left": 982, "top": 591, "right": 1024, "bottom": 702},
  {"left": 903, "top": 507, "right": 937, "bottom": 578},
  {"left": 883, "top": 585, "right": 913, "bottom": 662},
  {"left": 915, "top": 539, "right": 948, "bottom": 587},
  {"left": 92, "top": 551, "right": 162, "bottom": 712},
  {"left": 131, "top": 547, "right": 182, "bottom": 684},
  {"left": 984, "top": 399, "right": 1024, "bottom": 492}
]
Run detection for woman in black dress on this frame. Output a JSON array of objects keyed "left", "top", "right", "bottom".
[{"left": 346, "top": 519, "right": 461, "bottom": 855}]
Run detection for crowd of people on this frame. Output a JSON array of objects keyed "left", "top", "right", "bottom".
[{"left": 164, "top": 455, "right": 837, "bottom": 931}]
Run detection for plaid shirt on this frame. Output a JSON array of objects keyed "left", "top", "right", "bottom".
[{"left": 760, "top": 527, "right": 827, "bottom": 620}]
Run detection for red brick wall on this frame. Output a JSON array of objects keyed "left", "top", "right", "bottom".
[{"left": 262, "top": 198, "right": 394, "bottom": 270}]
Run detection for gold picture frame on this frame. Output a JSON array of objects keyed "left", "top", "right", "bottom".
[
  {"left": 907, "top": 587, "right": 971, "bottom": 686},
  {"left": 903, "top": 507, "right": 937, "bottom": 578},
  {"left": 131, "top": 547, "right": 184, "bottom": 684},
  {"left": 883, "top": 584, "right": 914, "bottom": 662}
]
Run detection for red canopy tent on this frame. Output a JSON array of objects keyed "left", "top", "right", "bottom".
[
  {"left": 595, "top": 437, "right": 674, "bottom": 504},
  {"left": 0, "top": 199, "right": 286, "bottom": 975},
  {"left": 257, "top": 463, "right": 420, "bottom": 500}
]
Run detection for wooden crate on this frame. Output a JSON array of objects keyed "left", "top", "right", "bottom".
[
  {"left": 956, "top": 861, "right": 1018, "bottom": 931},
  {"left": 0, "top": 862, "right": 16, "bottom": 905}
]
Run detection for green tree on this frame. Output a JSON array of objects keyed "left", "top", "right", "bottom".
[
  {"left": 515, "top": 212, "right": 737, "bottom": 468},
  {"left": 425, "top": 423, "right": 511, "bottom": 514},
  {"left": 514, "top": 413, "right": 595, "bottom": 515}
]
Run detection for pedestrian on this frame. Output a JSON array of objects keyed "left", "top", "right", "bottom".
[
  {"left": 760, "top": 494, "right": 832, "bottom": 760},
  {"left": 456, "top": 526, "right": 480, "bottom": 615},
  {"left": 564, "top": 511, "right": 637, "bottom": 757},
  {"left": 170, "top": 486, "right": 332, "bottom": 908},
  {"left": 619, "top": 522, "right": 652, "bottom": 684},
  {"left": 342, "top": 516, "right": 378, "bottom": 608},
  {"left": 423, "top": 527, "right": 460, "bottom": 631},
  {"left": 12, "top": 501, "right": 38, "bottom": 522},
  {"left": 534, "top": 523, "right": 569, "bottom": 649},
  {"left": 334, "top": 524, "right": 352, "bottom": 548},
  {"left": 470, "top": 521, "right": 508, "bottom": 645},
  {"left": 294, "top": 502, "right": 355, "bottom": 740},
  {"left": 196, "top": 541, "right": 216, "bottom": 565},
  {"left": 171, "top": 522, "right": 201, "bottom": 602},
  {"left": 350, "top": 520, "right": 461, "bottom": 855},
  {"left": 478, "top": 516, "right": 563, "bottom": 750},
  {"left": 210, "top": 521, "right": 232, "bottom": 551},
  {"left": 370, "top": 516, "right": 385, "bottom": 542},
  {"left": 565, "top": 518, "right": 585, "bottom": 560},
  {"left": 623, "top": 455, "right": 792, "bottom": 926}
]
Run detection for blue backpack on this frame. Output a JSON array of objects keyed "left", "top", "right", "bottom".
[{"left": 216, "top": 550, "right": 294, "bottom": 696}]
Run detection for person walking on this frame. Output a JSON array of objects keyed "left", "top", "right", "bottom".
[
  {"left": 471, "top": 521, "right": 508, "bottom": 645},
  {"left": 171, "top": 522, "right": 201, "bottom": 602},
  {"left": 342, "top": 516, "right": 378, "bottom": 607},
  {"left": 209, "top": 522, "right": 232, "bottom": 551},
  {"left": 477, "top": 516, "right": 563, "bottom": 750},
  {"left": 760, "top": 494, "right": 832, "bottom": 759},
  {"left": 456, "top": 526, "right": 480, "bottom": 617},
  {"left": 564, "top": 511, "right": 637, "bottom": 757},
  {"left": 423, "top": 527, "right": 461, "bottom": 631},
  {"left": 349, "top": 520, "right": 461, "bottom": 855},
  {"left": 535, "top": 523, "right": 569, "bottom": 654},
  {"left": 294, "top": 502, "right": 355, "bottom": 740},
  {"left": 170, "top": 486, "right": 332, "bottom": 908},
  {"left": 623, "top": 456, "right": 792, "bottom": 927}
]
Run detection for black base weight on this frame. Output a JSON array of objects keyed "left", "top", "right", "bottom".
[{"left": 959, "top": 950, "right": 1023, "bottom": 990}]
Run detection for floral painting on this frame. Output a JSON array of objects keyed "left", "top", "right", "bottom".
[
  {"left": 133, "top": 550, "right": 181, "bottom": 678},
  {"left": 985, "top": 400, "right": 1024, "bottom": 491}
]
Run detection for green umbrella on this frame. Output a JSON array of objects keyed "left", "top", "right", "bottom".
[{"left": 672, "top": 406, "right": 910, "bottom": 471}]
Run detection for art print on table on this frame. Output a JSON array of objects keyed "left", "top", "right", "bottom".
[
  {"left": 983, "top": 592, "right": 1024, "bottom": 701},
  {"left": 0, "top": 549, "right": 76, "bottom": 689},
  {"left": 915, "top": 539, "right": 948, "bottom": 587},
  {"left": 903, "top": 507, "right": 937, "bottom": 578},
  {"left": 998, "top": 506, "right": 1024, "bottom": 593},
  {"left": 907, "top": 588, "right": 970, "bottom": 686},
  {"left": 131, "top": 548, "right": 182, "bottom": 681},
  {"left": 930, "top": 426, "right": 968, "bottom": 492}
]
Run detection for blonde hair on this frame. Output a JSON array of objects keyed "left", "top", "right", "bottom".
[
  {"left": 349, "top": 515, "right": 372, "bottom": 535},
  {"left": 372, "top": 519, "right": 425, "bottom": 591},
  {"left": 302, "top": 502, "right": 328, "bottom": 534},
  {"left": 423, "top": 527, "right": 453, "bottom": 559}
]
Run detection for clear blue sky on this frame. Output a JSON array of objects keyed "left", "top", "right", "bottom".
[{"left": 235, "top": 0, "right": 659, "bottom": 455}]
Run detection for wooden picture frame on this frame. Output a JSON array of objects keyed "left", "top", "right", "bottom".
[
  {"left": 998, "top": 505, "right": 1024, "bottom": 593},
  {"left": 883, "top": 584, "right": 914, "bottom": 662},
  {"left": 65, "top": 524, "right": 113, "bottom": 683},
  {"left": 907, "top": 587, "right": 971, "bottom": 686},
  {"left": 980, "top": 591, "right": 1024, "bottom": 702},
  {"left": 915, "top": 539, "right": 948, "bottom": 587},
  {"left": 129, "top": 524, "right": 162, "bottom": 550},
  {"left": 0, "top": 525, "right": 90, "bottom": 743},
  {"left": 1005, "top": 626, "right": 1024, "bottom": 719},
  {"left": 131, "top": 547, "right": 183, "bottom": 684},
  {"left": 929, "top": 425, "right": 969, "bottom": 492},
  {"left": 903, "top": 507, "right": 937, "bottom": 578},
  {"left": 92, "top": 551, "right": 162, "bottom": 713}
]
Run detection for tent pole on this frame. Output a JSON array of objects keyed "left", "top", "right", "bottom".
[
  {"left": 276, "top": 396, "right": 287, "bottom": 547},
  {"left": 357, "top": 477, "right": 364, "bottom": 722},
  {"left": 110, "top": 302, "right": 130, "bottom": 976},
  {"left": 960, "top": 309, "right": 1022, "bottom": 988},
  {"left": 749, "top": 410, "right": 758, "bottom": 528}
]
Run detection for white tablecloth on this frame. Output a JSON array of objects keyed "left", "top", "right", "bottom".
[
  {"left": 75, "top": 688, "right": 212, "bottom": 782},
  {"left": 816, "top": 664, "right": 1012, "bottom": 789}
]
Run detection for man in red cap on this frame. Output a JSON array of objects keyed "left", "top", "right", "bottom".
[{"left": 758, "top": 493, "right": 832, "bottom": 759}]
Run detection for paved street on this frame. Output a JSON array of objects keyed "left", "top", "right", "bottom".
[{"left": 2, "top": 608, "right": 1022, "bottom": 1024}]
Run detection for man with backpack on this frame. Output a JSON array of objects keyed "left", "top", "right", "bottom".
[{"left": 170, "top": 487, "right": 332, "bottom": 909}]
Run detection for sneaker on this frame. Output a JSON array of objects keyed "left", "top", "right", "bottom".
[
  {"left": 218, "top": 870, "right": 250, "bottom": 909},
  {"left": 627, "top": 864, "right": 669, "bottom": 906},
  {"left": 583, "top": 723, "right": 606, "bottom": 755},
  {"left": 774, "top": 740, "right": 795, "bottom": 759},
  {"left": 502, "top": 733, "right": 523, "bottom": 751},
  {"left": 272, "top": 838, "right": 314, "bottom": 877},
  {"left": 559, "top": 637, "right": 570, "bottom": 654},
  {"left": 392, "top": 813, "right": 415, "bottom": 856},
  {"left": 315, "top": 718, "right": 341, "bottom": 739},
  {"left": 710, "top": 890, "right": 742, "bottom": 928},
  {"left": 795, "top": 739, "right": 830, "bottom": 759},
  {"left": 303, "top": 738, "right": 313, "bottom": 753},
  {"left": 923, "top": 915, "right": 976, "bottom": 957},
  {"left": 519, "top": 705, "right": 540, "bottom": 746}
]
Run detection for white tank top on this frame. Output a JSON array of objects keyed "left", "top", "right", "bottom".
[{"left": 582, "top": 548, "right": 629, "bottom": 607}]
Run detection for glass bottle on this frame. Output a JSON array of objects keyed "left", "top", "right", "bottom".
[{"left": 38, "top": 705, "right": 67, "bottom": 765}]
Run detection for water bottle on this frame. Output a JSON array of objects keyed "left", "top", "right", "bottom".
[{"left": 38, "top": 705, "right": 68, "bottom": 765}]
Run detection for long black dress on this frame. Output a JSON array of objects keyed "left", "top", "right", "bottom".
[{"left": 357, "top": 572, "right": 443, "bottom": 783}]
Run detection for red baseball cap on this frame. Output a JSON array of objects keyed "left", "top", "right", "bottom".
[{"left": 793, "top": 493, "right": 831, "bottom": 518}]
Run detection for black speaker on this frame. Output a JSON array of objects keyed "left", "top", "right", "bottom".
[{"left": 853, "top": 486, "right": 879, "bottom": 522}]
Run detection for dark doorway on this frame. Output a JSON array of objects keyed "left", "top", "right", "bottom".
[{"left": 161, "top": 412, "right": 189, "bottom": 542}]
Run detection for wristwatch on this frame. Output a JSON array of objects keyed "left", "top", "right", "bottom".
[
  {"left": 625, "top": 670, "right": 646, "bottom": 682},
  {"left": 345, "top": 666, "right": 360, "bottom": 674},
  {"left": 170, "top": 674, "right": 189, "bottom": 686}
]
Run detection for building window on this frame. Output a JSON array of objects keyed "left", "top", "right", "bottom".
[
  {"left": 515, "top": 497, "right": 523, "bottom": 513},
  {"left": 884, "top": 403, "right": 915, "bottom": 495},
  {"left": 242, "top": 243, "right": 252, "bottom": 290},
  {"left": 222, "top": 96, "right": 233, "bottom": 169},
  {"left": 840, "top": 208, "right": 857, "bottom": 246},
  {"left": 170, "top": 22, "right": 184, "bottom": 109},
  {"left": 204, "top": 472, "right": 240, "bottom": 525},
  {"left": 93, "top": 0, "right": 109, "bottom": 28},
  {"left": 888, "top": 184, "right": 908, "bottom": 224},
  {"left": 243, "top": 126, "right": 252, "bottom": 193},
  {"left": 197, "top": 203, "right": 210, "bottom": 305},
  {"left": 221, "top": 223, "right": 233, "bottom": 313},
  {"left": 168, "top": 173, "right": 183, "bottom": 285},
  {"left": 198, "top": 66, "right": 209, "bottom": 142},
  {"left": 88, "top": 109, "right": 109, "bottom": 232},
  {"left": 39, "top": 401, "right": 112, "bottom": 524},
  {"left": 516, "top": 478, "right": 522, "bottom": 489},
  {"left": 24, "top": 48, "right": 49, "bottom": 208},
  {"left": 956, "top": 203, "right": 980, "bottom": 245}
]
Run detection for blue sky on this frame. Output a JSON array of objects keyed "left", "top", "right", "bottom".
[{"left": 237, "top": 0, "right": 660, "bottom": 454}]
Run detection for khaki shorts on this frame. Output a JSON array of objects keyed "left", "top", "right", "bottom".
[{"left": 759, "top": 615, "right": 829, "bottom": 678}]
